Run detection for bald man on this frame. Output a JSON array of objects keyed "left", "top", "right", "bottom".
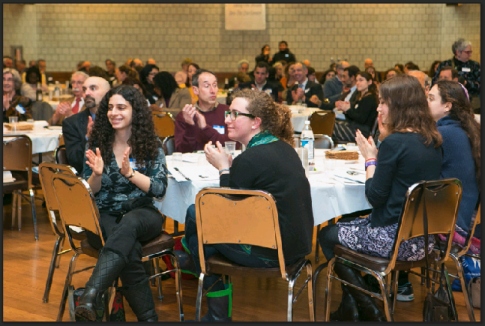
[
  {"left": 364, "top": 58, "right": 373, "bottom": 70},
  {"left": 62, "top": 76, "right": 111, "bottom": 174},
  {"left": 407, "top": 70, "right": 430, "bottom": 95}
]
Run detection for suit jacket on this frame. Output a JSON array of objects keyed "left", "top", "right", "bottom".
[
  {"left": 286, "top": 80, "right": 323, "bottom": 108},
  {"left": 155, "top": 88, "right": 192, "bottom": 117},
  {"left": 62, "top": 108, "right": 91, "bottom": 175},
  {"left": 237, "top": 81, "right": 280, "bottom": 102},
  {"left": 322, "top": 76, "right": 344, "bottom": 107}
]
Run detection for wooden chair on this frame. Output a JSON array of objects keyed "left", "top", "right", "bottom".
[
  {"left": 194, "top": 187, "right": 314, "bottom": 321},
  {"left": 38, "top": 162, "right": 80, "bottom": 303},
  {"left": 54, "top": 145, "right": 68, "bottom": 165},
  {"left": 3, "top": 135, "right": 39, "bottom": 240},
  {"left": 447, "top": 204, "right": 481, "bottom": 321},
  {"left": 162, "top": 136, "right": 175, "bottom": 156},
  {"left": 314, "top": 178, "right": 462, "bottom": 321},
  {"left": 309, "top": 111, "right": 335, "bottom": 136},
  {"left": 152, "top": 111, "right": 175, "bottom": 139},
  {"left": 52, "top": 173, "right": 185, "bottom": 321}
]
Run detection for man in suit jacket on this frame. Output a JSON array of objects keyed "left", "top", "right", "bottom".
[
  {"left": 286, "top": 62, "right": 323, "bottom": 107},
  {"left": 319, "top": 61, "right": 350, "bottom": 110},
  {"left": 49, "top": 71, "right": 89, "bottom": 126},
  {"left": 237, "top": 61, "right": 281, "bottom": 102},
  {"left": 62, "top": 76, "right": 110, "bottom": 174}
]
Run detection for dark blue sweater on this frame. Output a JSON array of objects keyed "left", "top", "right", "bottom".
[{"left": 437, "top": 116, "right": 479, "bottom": 232}]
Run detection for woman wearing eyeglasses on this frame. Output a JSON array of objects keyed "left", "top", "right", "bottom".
[{"left": 180, "top": 89, "right": 314, "bottom": 322}]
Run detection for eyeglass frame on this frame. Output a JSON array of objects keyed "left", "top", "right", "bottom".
[{"left": 224, "top": 110, "right": 255, "bottom": 120}]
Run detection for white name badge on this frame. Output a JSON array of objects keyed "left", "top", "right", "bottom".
[
  {"left": 462, "top": 67, "right": 471, "bottom": 72},
  {"left": 304, "top": 88, "right": 310, "bottom": 94},
  {"left": 129, "top": 158, "right": 137, "bottom": 170},
  {"left": 213, "top": 125, "right": 225, "bottom": 135},
  {"left": 15, "top": 104, "right": 26, "bottom": 114}
]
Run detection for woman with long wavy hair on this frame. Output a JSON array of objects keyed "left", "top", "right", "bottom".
[
  {"left": 318, "top": 74, "right": 443, "bottom": 321},
  {"left": 428, "top": 80, "right": 480, "bottom": 239},
  {"left": 75, "top": 85, "right": 168, "bottom": 322},
  {"left": 179, "top": 89, "right": 314, "bottom": 321}
]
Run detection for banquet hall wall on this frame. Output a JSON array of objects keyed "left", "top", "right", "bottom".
[{"left": 3, "top": 3, "right": 481, "bottom": 73}]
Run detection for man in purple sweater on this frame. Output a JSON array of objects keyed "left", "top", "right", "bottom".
[{"left": 174, "top": 69, "right": 230, "bottom": 153}]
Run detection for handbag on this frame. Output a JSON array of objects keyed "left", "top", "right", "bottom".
[
  {"left": 421, "top": 192, "right": 454, "bottom": 322},
  {"left": 468, "top": 277, "right": 481, "bottom": 309}
]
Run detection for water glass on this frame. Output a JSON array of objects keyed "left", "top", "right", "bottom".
[
  {"left": 9, "top": 116, "right": 18, "bottom": 132},
  {"left": 295, "top": 147, "right": 309, "bottom": 175},
  {"left": 225, "top": 141, "right": 236, "bottom": 156}
]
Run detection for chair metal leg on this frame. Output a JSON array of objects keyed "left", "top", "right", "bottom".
[
  {"left": 195, "top": 273, "right": 205, "bottom": 321},
  {"left": 152, "top": 257, "right": 164, "bottom": 301},
  {"left": 312, "top": 261, "right": 328, "bottom": 320},
  {"left": 323, "top": 258, "right": 335, "bottom": 322},
  {"left": 11, "top": 192, "right": 17, "bottom": 230},
  {"left": 170, "top": 252, "right": 185, "bottom": 321},
  {"left": 57, "top": 252, "right": 80, "bottom": 321},
  {"left": 287, "top": 278, "right": 295, "bottom": 321},
  {"left": 17, "top": 193, "right": 22, "bottom": 231},
  {"left": 451, "top": 254, "right": 476, "bottom": 321},
  {"left": 305, "top": 262, "right": 315, "bottom": 321},
  {"left": 43, "top": 235, "right": 63, "bottom": 303},
  {"left": 442, "top": 264, "right": 459, "bottom": 321},
  {"left": 29, "top": 188, "right": 39, "bottom": 240}
]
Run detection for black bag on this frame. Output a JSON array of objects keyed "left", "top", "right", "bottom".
[
  {"left": 423, "top": 266, "right": 453, "bottom": 322},
  {"left": 421, "top": 192, "right": 453, "bottom": 322}
]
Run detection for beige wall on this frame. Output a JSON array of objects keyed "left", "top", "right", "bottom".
[{"left": 3, "top": 3, "right": 481, "bottom": 74}]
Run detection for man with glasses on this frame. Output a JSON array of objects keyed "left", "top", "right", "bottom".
[
  {"left": 174, "top": 69, "right": 232, "bottom": 153},
  {"left": 432, "top": 38, "right": 480, "bottom": 112}
]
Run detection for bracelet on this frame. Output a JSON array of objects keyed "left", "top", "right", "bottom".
[
  {"left": 365, "top": 160, "right": 377, "bottom": 170},
  {"left": 365, "top": 158, "right": 377, "bottom": 162},
  {"left": 219, "top": 168, "right": 230, "bottom": 176},
  {"left": 125, "top": 169, "right": 135, "bottom": 179}
]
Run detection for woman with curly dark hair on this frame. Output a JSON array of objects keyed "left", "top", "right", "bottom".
[
  {"left": 150, "top": 71, "right": 191, "bottom": 117},
  {"left": 75, "top": 85, "right": 168, "bottom": 322},
  {"left": 179, "top": 89, "right": 313, "bottom": 321},
  {"left": 138, "top": 64, "right": 159, "bottom": 104}
]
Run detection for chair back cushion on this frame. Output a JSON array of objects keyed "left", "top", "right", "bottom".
[
  {"left": 3, "top": 135, "right": 33, "bottom": 188},
  {"left": 152, "top": 112, "right": 175, "bottom": 138},
  {"left": 309, "top": 111, "right": 335, "bottom": 136}
]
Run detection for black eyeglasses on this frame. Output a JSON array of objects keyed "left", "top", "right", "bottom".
[{"left": 224, "top": 110, "right": 255, "bottom": 121}]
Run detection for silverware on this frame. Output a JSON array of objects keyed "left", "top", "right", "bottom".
[
  {"left": 173, "top": 167, "right": 191, "bottom": 181},
  {"left": 333, "top": 175, "right": 364, "bottom": 184}
]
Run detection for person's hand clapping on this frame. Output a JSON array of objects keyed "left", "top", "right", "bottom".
[
  {"left": 85, "top": 147, "right": 104, "bottom": 176},
  {"left": 204, "top": 141, "right": 232, "bottom": 171},
  {"left": 355, "top": 129, "right": 378, "bottom": 160},
  {"left": 181, "top": 104, "right": 197, "bottom": 125},
  {"left": 119, "top": 147, "right": 133, "bottom": 177},
  {"left": 195, "top": 110, "right": 207, "bottom": 129},
  {"left": 86, "top": 115, "right": 94, "bottom": 139}
]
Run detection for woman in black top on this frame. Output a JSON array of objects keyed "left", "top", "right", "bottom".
[
  {"left": 181, "top": 89, "right": 313, "bottom": 322},
  {"left": 139, "top": 64, "right": 159, "bottom": 104},
  {"left": 318, "top": 74, "right": 443, "bottom": 321}
]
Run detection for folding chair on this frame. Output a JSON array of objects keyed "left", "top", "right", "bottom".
[
  {"left": 38, "top": 162, "right": 79, "bottom": 303},
  {"left": 194, "top": 187, "right": 314, "bottom": 321},
  {"left": 3, "top": 135, "right": 39, "bottom": 240},
  {"left": 54, "top": 145, "right": 68, "bottom": 165},
  {"left": 162, "top": 135, "right": 175, "bottom": 156},
  {"left": 52, "top": 173, "right": 184, "bottom": 321},
  {"left": 314, "top": 178, "right": 462, "bottom": 321},
  {"left": 309, "top": 111, "right": 335, "bottom": 136},
  {"left": 447, "top": 204, "right": 481, "bottom": 321},
  {"left": 152, "top": 111, "right": 175, "bottom": 139}
]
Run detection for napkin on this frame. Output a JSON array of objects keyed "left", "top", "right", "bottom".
[{"left": 3, "top": 170, "right": 15, "bottom": 183}]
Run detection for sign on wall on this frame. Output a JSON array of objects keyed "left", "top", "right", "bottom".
[{"left": 225, "top": 4, "right": 266, "bottom": 30}]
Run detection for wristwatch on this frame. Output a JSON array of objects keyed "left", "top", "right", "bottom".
[{"left": 126, "top": 169, "right": 135, "bottom": 179}]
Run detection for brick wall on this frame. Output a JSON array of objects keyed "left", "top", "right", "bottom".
[{"left": 3, "top": 3, "right": 481, "bottom": 77}]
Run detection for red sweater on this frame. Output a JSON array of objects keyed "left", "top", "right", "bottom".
[{"left": 174, "top": 103, "right": 231, "bottom": 153}]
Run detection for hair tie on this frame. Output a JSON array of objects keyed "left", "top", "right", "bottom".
[{"left": 459, "top": 83, "right": 470, "bottom": 101}]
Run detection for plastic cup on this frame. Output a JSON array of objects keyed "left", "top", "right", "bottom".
[
  {"left": 9, "top": 116, "right": 18, "bottom": 132},
  {"left": 225, "top": 141, "right": 236, "bottom": 156}
]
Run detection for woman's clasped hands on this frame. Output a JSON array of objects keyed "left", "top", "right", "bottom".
[
  {"left": 204, "top": 141, "right": 232, "bottom": 171},
  {"left": 355, "top": 129, "right": 378, "bottom": 160}
]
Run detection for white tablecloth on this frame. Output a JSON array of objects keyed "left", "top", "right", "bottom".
[
  {"left": 154, "top": 149, "right": 371, "bottom": 225},
  {"left": 3, "top": 122, "right": 62, "bottom": 154}
]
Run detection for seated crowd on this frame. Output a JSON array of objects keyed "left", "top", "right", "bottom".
[{"left": 2, "top": 36, "right": 480, "bottom": 322}]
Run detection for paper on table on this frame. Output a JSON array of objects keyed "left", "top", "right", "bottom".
[
  {"left": 333, "top": 168, "right": 366, "bottom": 184},
  {"left": 167, "top": 165, "right": 190, "bottom": 182}
]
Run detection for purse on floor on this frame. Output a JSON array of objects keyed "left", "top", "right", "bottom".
[{"left": 468, "top": 277, "right": 481, "bottom": 309}]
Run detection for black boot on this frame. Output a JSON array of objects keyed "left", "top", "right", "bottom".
[
  {"left": 330, "top": 284, "right": 360, "bottom": 321},
  {"left": 123, "top": 279, "right": 158, "bottom": 321},
  {"left": 75, "top": 249, "right": 126, "bottom": 321},
  {"left": 334, "top": 263, "right": 386, "bottom": 322},
  {"left": 201, "top": 283, "right": 233, "bottom": 322}
]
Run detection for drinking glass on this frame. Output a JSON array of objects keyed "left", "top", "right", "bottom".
[
  {"left": 9, "top": 116, "right": 18, "bottom": 132},
  {"left": 224, "top": 141, "right": 236, "bottom": 156}
]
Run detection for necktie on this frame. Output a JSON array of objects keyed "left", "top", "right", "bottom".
[{"left": 72, "top": 97, "right": 81, "bottom": 114}]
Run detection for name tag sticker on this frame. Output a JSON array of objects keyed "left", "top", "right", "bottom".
[
  {"left": 462, "top": 67, "right": 471, "bottom": 72},
  {"left": 15, "top": 104, "right": 26, "bottom": 114},
  {"left": 213, "top": 125, "right": 225, "bottom": 135},
  {"left": 304, "top": 88, "right": 310, "bottom": 94},
  {"left": 129, "top": 158, "right": 137, "bottom": 170}
]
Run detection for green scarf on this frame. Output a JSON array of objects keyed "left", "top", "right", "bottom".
[{"left": 246, "top": 130, "right": 279, "bottom": 149}]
